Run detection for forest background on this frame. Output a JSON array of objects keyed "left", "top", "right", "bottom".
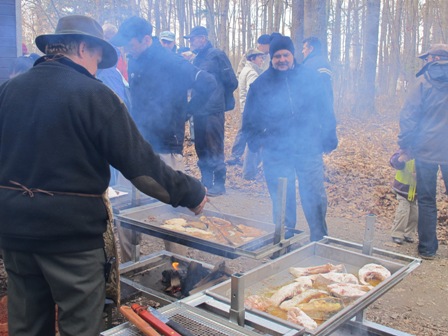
[
  {"left": 5, "top": 2, "right": 448, "bottom": 333},
  {"left": 19, "top": 0, "right": 448, "bottom": 116}
]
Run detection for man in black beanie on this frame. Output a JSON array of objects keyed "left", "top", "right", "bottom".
[{"left": 242, "top": 35, "right": 338, "bottom": 243}]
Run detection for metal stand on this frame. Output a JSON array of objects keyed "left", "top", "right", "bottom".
[
  {"left": 229, "top": 273, "right": 245, "bottom": 327},
  {"left": 356, "top": 214, "right": 376, "bottom": 323},
  {"left": 271, "top": 178, "right": 289, "bottom": 259}
]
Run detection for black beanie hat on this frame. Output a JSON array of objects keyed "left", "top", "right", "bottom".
[{"left": 269, "top": 36, "right": 295, "bottom": 58}]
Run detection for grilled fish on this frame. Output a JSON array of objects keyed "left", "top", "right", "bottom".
[
  {"left": 358, "top": 263, "right": 391, "bottom": 286},
  {"left": 244, "top": 295, "right": 271, "bottom": 312},
  {"left": 270, "top": 282, "right": 309, "bottom": 306},
  {"left": 289, "top": 263, "right": 345, "bottom": 278},
  {"left": 327, "top": 283, "right": 373, "bottom": 302},
  {"left": 298, "top": 297, "right": 344, "bottom": 321},
  {"left": 313, "top": 273, "right": 359, "bottom": 290},
  {"left": 279, "top": 289, "right": 329, "bottom": 310},
  {"left": 287, "top": 307, "right": 318, "bottom": 330},
  {"left": 293, "top": 275, "right": 316, "bottom": 287}
]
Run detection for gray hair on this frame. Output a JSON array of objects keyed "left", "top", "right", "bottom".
[{"left": 45, "top": 35, "right": 97, "bottom": 57}]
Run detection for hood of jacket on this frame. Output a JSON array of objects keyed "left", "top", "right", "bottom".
[{"left": 416, "top": 60, "right": 448, "bottom": 82}]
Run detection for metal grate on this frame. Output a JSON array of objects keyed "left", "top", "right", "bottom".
[
  {"left": 100, "top": 325, "right": 141, "bottom": 336},
  {"left": 101, "top": 302, "right": 262, "bottom": 336},
  {"left": 162, "top": 303, "right": 260, "bottom": 336},
  {"left": 170, "top": 313, "right": 245, "bottom": 336}
]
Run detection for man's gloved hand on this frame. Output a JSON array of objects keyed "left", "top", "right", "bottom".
[{"left": 189, "top": 189, "right": 208, "bottom": 215}]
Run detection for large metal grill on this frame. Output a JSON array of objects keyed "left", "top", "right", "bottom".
[
  {"left": 116, "top": 202, "right": 306, "bottom": 259},
  {"left": 200, "top": 237, "right": 420, "bottom": 335}
]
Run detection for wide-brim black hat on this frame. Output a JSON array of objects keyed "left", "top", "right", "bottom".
[{"left": 35, "top": 15, "right": 118, "bottom": 69}]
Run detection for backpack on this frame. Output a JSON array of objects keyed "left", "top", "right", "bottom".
[{"left": 208, "top": 49, "right": 238, "bottom": 111}]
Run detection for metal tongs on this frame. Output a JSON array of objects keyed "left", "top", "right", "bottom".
[
  {"left": 207, "top": 200, "right": 243, "bottom": 233},
  {"left": 200, "top": 214, "right": 236, "bottom": 246}
]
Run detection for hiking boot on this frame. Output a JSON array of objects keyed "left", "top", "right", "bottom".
[
  {"left": 404, "top": 236, "right": 414, "bottom": 243},
  {"left": 392, "top": 237, "right": 403, "bottom": 245},
  {"left": 418, "top": 253, "right": 436, "bottom": 260},
  {"left": 226, "top": 157, "right": 242, "bottom": 166},
  {"left": 206, "top": 184, "right": 226, "bottom": 197}
]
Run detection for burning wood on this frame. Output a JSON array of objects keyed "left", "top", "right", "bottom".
[{"left": 161, "top": 258, "right": 230, "bottom": 298}]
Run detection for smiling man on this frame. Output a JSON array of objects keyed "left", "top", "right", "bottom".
[{"left": 242, "top": 35, "right": 338, "bottom": 243}]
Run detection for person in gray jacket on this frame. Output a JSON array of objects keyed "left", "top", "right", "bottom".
[
  {"left": 227, "top": 48, "right": 265, "bottom": 180},
  {"left": 397, "top": 44, "right": 448, "bottom": 260}
]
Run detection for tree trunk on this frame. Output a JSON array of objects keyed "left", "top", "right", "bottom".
[
  {"left": 388, "top": 0, "right": 403, "bottom": 96},
  {"left": 304, "top": 0, "right": 327, "bottom": 44},
  {"left": 421, "top": 0, "right": 432, "bottom": 52},
  {"left": 205, "top": 0, "right": 217, "bottom": 46},
  {"left": 356, "top": 0, "right": 381, "bottom": 115},
  {"left": 377, "top": 0, "right": 390, "bottom": 96},
  {"left": 291, "top": 0, "right": 304, "bottom": 60},
  {"left": 177, "top": 0, "right": 187, "bottom": 48},
  {"left": 330, "top": 0, "right": 342, "bottom": 66}
]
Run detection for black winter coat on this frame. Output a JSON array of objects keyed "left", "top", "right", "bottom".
[
  {"left": 193, "top": 42, "right": 236, "bottom": 115},
  {"left": 243, "top": 62, "right": 338, "bottom": 156},
  {"left": 128, "top": 43, "right": 216, "bottom": 153},
  {"left": 0, "top": 56, "right": 205, "bottom": 254}
]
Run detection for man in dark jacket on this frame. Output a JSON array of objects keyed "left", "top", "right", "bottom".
[
  {"left": 112, "top": 17, "right": 216, "bottom": 256},
  {"left": 184, "top": 26, "right": 238, "bottom": 196},
  {"left": 302, "top": 37, "right": 332, "bottom": 78},
  {"left": 243, "top": 36, "right": 338, "bottom": 242},
  {"left": 112, "top": 17, "right": 216, "bottom": 170},
  {"left": 302, "top": 36, "right": 334, "bottom": 126},
  {"left": 397, "top": 44, "right": 448, "bottom": 260},
  {"left": 0, "top": 15, "right": 207, "bottom": 336}
]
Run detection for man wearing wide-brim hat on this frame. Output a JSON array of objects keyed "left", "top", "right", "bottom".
[
  {"left": 397, "top": 43, "right": 448, "bottom": 260},
  {"left": 0, "top": 15, "right": 207, "bottom": 336}
]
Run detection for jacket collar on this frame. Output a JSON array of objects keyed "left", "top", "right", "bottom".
[
  {"left": 266, "top": 60, "right": 299, "bottom": 77},
  {"left": 35, "top": 55, "right": 97, "bottom": 79},
  {"left": 195, "top": 41, "right": 213, "bottom": 58}
]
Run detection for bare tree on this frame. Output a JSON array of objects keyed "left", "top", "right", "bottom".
[
  {"left": 291, "top": 0, "right": 304, "bottom": 59},
  {"left": 303, "top": 0, "right": 327, "bottom": 46},
  {"left": 356, "top": 0, "right": 381, "bottom": 115}
]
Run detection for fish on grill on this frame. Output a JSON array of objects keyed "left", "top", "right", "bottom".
[
  {"left": 160, "top": 216, "right": 266, "bottom": 246},
  {"left": 244, "top": 294, "right": 271, "bottom": 312},
  {"left": 269, "top": 281, "right": 310, "bottom": 306},
  {"left": 293, "top": 275, "right": 315, "bottom": 287},
  {"left": 289, "top": 263, "right": 345, "bottom": 278},
  {"left": 287, "top": 307, "right": 318, "bottom": 330},
  {"left": 279, "top": 289, "right": 329, "bottom": 310},
  {"left": 313, "top": 273, "right": 359, "bottom": 290},
  {"left": 298, "top": 297, "right": 344, "bottom": 321},
  {"left": 358, "top": 263, "right": 391, "bottom": 286},
  {"left": 327, "top": 283, "right": 373, "bottom": 303}
]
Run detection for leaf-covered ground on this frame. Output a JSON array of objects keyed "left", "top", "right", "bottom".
[
  {"left": 185, "top": 108, "right": 448, "bottom": 242},
  {"left": 1, "top": 105, "right": 448, "bottom": 335}
]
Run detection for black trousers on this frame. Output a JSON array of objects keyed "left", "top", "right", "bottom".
[
  {"left": 3, "top": 248, "right": 106, "bottom": 336},
  {"left": 194, "top": 112, "right": 226, "bottom": 186}
]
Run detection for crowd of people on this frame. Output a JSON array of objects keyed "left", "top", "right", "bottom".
[{"left": 1, "top": 12, "right": 447, "bottom": 336}]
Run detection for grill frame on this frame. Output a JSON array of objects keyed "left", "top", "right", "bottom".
[
  {"left": 202, "top": 237, "right": 421, "bottom": 335},
  {"left": 116, "top": 202, "right": 307, "bottom": 259}
]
